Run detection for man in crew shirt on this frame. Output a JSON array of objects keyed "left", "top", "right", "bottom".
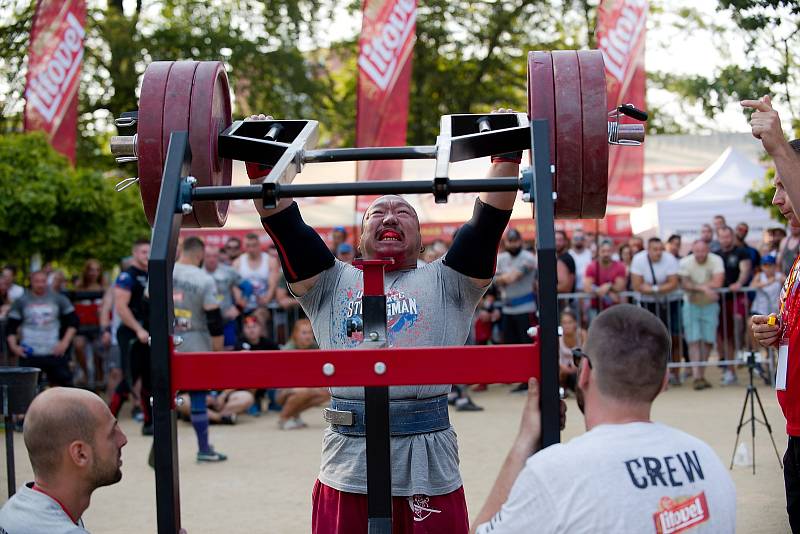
[
  {"left": 0, "top": 388, "right": 127, "bottom": 533},
  {"left": 471, "top": 305, "right": 736, "bottom": 534},
  {"left": 247, "top": 111, "right": 518, "bottom": 533}
]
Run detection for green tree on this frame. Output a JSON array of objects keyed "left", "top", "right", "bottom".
[
  {"left": 744, "top": 167, "right": 785, "bottom": 223},
  {"left": 0, "top": 132, "right": 150, "bottom": 272}
]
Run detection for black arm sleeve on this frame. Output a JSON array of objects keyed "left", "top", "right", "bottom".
[
  {"left": 206, "top": 308, "right": 224, "bottom": 336},
  {"left": 443, "top": 198, "right": 512, "bottom": 279},
  {"left": 260, "top": 202, "right": 335, "bottom": 283}
]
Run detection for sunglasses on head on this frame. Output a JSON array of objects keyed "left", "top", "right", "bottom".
[{"left": 571, "top": 347, "right": 593, "bottom": 369}]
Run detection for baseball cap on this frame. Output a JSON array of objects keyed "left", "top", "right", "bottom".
[
  {"left": 763, "top": 255, "right": 776, "bottom": 265},
  {"left": 337, "top": 243, "right": 354, "bottom": 255},
  {"left": 506, "top": 229, "right": 522, "bottom": 241},
  {"left": 334, "top": 226, "right": 347, "bottom": 233}
]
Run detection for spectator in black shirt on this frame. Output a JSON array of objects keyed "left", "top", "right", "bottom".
[
  {"left": 716, "top": 226, "right": 752, "bottom": 386},
  {"left": 735, "top": 222, "right": 761, "bottom": 278},
  {"left": 555, "top": 230, "right": 576, "bottom": 293}
]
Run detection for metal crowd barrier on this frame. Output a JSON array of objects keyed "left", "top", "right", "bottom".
[{"left": 554, "top": 286, "right": 778, "bottom": 383}]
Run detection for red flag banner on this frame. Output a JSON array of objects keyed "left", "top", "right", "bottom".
[
  {"left": 24, "top": 0, "right": 86, "bottom": 165},
  {"left": 355, "top": 0, "right": 417, "bottom": 213},
  {"left": 596, "top": 0, "right": 647, "bottom": 207}
]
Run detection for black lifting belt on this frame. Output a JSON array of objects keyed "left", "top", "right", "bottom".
[
  {"left": 260, "top": 202, "right": 335, "bottom": 283},
  {"left": 443, "top": 198, "right": 512, "bottom": 279}
]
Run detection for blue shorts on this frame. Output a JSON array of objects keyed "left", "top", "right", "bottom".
[{"left": 683, "top": 301, "right": 719, "bottom": 344}]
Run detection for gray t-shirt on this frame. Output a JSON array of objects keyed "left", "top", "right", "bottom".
[
  {"left": 297, "top": 259, "right": 486, "bottom": 496},
  {"left": 0, "top": 483, "right": 87, "bottom": 533},
  {"left": 496, "top": 250, "right": 537, "bottom": 315},
  {"left": 205, "top": 264, "right": 241, "bottom": 312},
  {"left": 7, "top": 292, "right": 74, "bottom": 356},
  {"left": 173, "top": 263, "right": 219, "bottom": 352}
]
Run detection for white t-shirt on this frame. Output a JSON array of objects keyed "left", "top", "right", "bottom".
[
  {"left": 630, "top": 250, "right": 680, "bottom": 303},
  {"left": 569, "top": 248, "right": 593, "bottom": 294},
  {"left": 0, "top": 482, "right": 87, "bottom": 533},
  {"left": 476, "top": 422, "right": 735, "bottom": 534}
]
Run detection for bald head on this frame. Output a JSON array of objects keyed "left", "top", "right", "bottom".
[
  {"left": 359, "top": 195, "right": 422, "bottom": 269},
  {"left": 23, "top": 388, "right": 107, "bottom": 478}
]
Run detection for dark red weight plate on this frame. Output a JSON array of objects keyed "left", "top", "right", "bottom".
[
  {"left": 161, "top": 61, "right": 200, "bottom": 227},
  {"left": 138, "top": 61, "right": 173, "bottom": 226},
  {"left": 551, "top": 50, "right": 583, "bottom": 219},
  {"left": 527, "top": 51, "right": 557, "bottom": 208},
  {"left": 577, "top": 50, "right": 608, "bottom": 219},
  {"left": 188, "top": 62, "right": 232, "bottom": 227}
]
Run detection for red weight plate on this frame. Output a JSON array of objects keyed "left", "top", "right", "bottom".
[
  {"left": 137, "top": 62, "right": 173, "bottom": 226},
  {"left": 551, "top": 50, "right": 583, "bottom": 219},
  {"left": 527, "top": 51, "right": 557, "bottom": 207},
  {"left": 577, "top": 50, "right": 608, "bottom": 219},
  {"left": 188, "top": 61, "right": 232, "bottom": 227},
  {"left": 161, "top": 61, "right": 200, "bottom": 227}
]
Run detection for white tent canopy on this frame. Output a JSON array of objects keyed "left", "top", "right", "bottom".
[{"left": 630, "top": 147, "right": 775, "bottom": 243}]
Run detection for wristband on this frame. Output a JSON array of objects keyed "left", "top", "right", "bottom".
[{"left": 491, "top": 152, "right": 522, "bottom": 164}]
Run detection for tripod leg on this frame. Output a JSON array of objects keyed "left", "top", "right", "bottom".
[
  {"left": 730, "top": 386, "right": 751, "bottom": 469},
  {"left": 751, "top": 387, "right": 757, "bottom": 475},
  {"left": 752, "top": 386, "right": 785, "bottom": 469}
]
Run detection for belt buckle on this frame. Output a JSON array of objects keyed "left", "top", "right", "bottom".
[{"left": 323, "top": 408, "right": 354, "bottom": 426}]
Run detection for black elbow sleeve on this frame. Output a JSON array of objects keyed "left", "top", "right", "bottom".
[
  {"left": 260, "top": 202, "right": 335, "bottom": 283},
  {"left": 443, "top": 198, "right": 512, "bottom": 279},
  {"left": 206, "top": 308, "right": 224, "bottom": 336}
]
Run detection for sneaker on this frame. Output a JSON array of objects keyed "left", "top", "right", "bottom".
[
  {"left": 141, "top": 423, "right": 154, "bottom": 436},
  {"left": 692, "top": 379, "right": 704, "bottom": 391},
  {"left": 700, "top": 378, "right": 712, "bottom": 389},
  {"left": 197, "top": 448, "right": 228, "bottom": 462},
  {"left": 220, "top": 414, "right": 237, "bottom": 425},
  {"left": 247, "top": 403, "right": 262, "bottom": 417},
  {"left": 668, "top": 375, "right": 681, "bottom": 387},
  {"left": 278, "top": 417, "right": 308, "bottom": 430},
  {"left": 721, "top": 370, "right": 738, "bottom": 386},
  {"left": 510, "top": 383, "right": 529, "bottom": 394},
  {"left": 455, "top": 398, "right": 484, "bottom": 412}
]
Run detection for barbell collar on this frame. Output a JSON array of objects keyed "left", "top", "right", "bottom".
[{"left": 111, "top": 135, "right": 138, "bottom": 158}]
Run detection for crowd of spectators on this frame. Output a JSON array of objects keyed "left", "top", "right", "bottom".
[{"left": 0, "top": 214, "right": 790, "bottom": 436}]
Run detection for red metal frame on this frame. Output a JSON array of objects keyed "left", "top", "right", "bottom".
[{"left": 171, "top": 343, "right": 540, "bottom": 394}]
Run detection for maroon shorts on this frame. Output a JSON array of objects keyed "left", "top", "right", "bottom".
[{"left": 311, "top": 480, "right": 469, "bottom": 534}]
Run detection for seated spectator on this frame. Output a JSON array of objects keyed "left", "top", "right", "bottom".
[
  {"left": 0, "top": 388, "right": 127, "bottom": 533},
  {"left": 557, "top": 308, "right": 586, "bottom": 394},
  {"left": 235, "top": 316, "right": 279, "bottom": 416},
  {"left": 177, "top": 389, "right": 254, "bottom": 425},
  {"left": 276, "top": 319, "right": 329, "bottom": 429},
  {"left": 471, "top": 305, "right": 736, "bottom": 534}
]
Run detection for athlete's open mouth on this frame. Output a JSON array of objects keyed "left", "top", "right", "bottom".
[{"left": 378, "top": 229, "right": 402, "bottom": 242}]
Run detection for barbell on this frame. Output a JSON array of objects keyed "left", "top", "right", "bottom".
[{"left": 111, "top": 49, "right": 645, "bottom": 227}]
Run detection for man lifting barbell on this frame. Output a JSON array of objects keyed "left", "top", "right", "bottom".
[{"left": 247, "top": 111, "right": 520, "bottom": 534}]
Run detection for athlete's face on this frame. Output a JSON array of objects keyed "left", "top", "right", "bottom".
[{"left": 360, "top": 196, "right": 422, "bottom": 269}]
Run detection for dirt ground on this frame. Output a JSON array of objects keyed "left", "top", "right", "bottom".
[{"left": 0, "top": 366, "right": 789, "bottom": 533}]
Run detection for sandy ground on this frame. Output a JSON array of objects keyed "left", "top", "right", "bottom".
[{"left": 0, "top": 366, "right": 789, "bottom": 533}]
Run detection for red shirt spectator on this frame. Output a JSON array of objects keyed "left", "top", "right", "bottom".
[{"left": 584, "top": 241, "right": 627, "bottom": 311}]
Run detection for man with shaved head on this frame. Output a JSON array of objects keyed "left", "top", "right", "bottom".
[
  {"left": 0, "top": 388, "right": 127, "bottom": 533},
  {"left": 247, "top": 112, "right": 519, "bottom": 532}
]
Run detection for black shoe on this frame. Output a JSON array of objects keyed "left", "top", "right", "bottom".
[
  {"left": 141, "top": 423, "right": 154, "bottom": 436},
  {"left": 220, "top": 414, "right": 237, "bottom": 425},
  {"left": 510, "top": 383, "right": 528, "bottom": 394},
  {"left": 455, "top": 398, "right": 484, "bottom": 412}
]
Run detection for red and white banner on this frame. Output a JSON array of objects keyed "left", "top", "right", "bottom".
[
  {"left": 23, "top": 0, "right": 85, "bottom": 165},
  {"left": 355, "top": 0, "right": 417, "bottom": 212},
  {"left": 596, "top": 0, "right": 647, "bottom": 207}
]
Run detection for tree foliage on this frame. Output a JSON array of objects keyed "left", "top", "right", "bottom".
[{"left": 0, "top": 132, "right": 150, "bottom": 272}]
